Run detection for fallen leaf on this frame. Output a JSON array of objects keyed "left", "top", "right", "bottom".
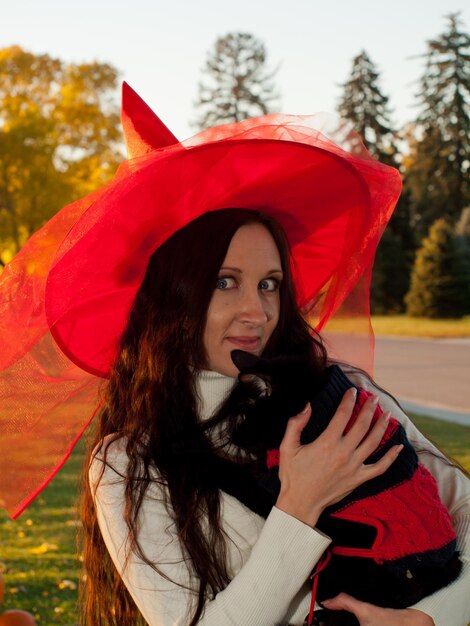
[{"left": 29, "top": 543, "right": 58, "bottom": 555}]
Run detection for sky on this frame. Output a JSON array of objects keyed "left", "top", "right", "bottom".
[{"left": 2, "top": 0, "right": 469, "bottom": 140}]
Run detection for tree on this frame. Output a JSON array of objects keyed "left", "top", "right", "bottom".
[
  {"left": 405, "top": 218, "right": 470, "bottom": 318},
  {"left": 404, "top": 13, "right": 470, "bottom": 238},
  {"left": 456, "top": 206, "right": 470, "bottom": 238},
  {"left": 455, "top": 206, "right": 470, "bottom": 280},
  {"left": 193, "top": 32, "right": 280, "bottom": 130},
  {"left": 0, "top": 46, "right": 122, "bottom": 261},
  {"left": 337, "top": 50, "right": 397, "bottom": 165},
  {"left": 370, "top": 228, "right": 410, "bottom": 314},
  {"left": 338, "top": 51, "right": 415, "bottom": 310}
]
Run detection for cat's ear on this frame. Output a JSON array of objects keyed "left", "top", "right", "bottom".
[{"left": 230, "top": 350, "right": 262, "bottom": 371}]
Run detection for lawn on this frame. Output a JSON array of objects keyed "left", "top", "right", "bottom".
[
  {"left": 0, "top": 440, "right": 85, "bottom": 625},
  {"left": 318, "top": 315, "right": 470, "bottom": 340},
  {"left": 371, "top": 315, "right": 470, "bottom": 338},
  {"left": 0, "top": 416, "right": 469, "bottom": 625}
]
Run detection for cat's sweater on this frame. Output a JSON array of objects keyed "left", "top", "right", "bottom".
[{"left": 89, "top": 368, "right": 470, "bottom": 626}]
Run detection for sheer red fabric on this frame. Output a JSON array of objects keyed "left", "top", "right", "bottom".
[{"left": 0, "top": 83, "right": 401, "bottom": 518}]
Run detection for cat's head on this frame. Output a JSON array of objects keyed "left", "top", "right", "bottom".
[
  {"left": 229, "top": 350, "right": 314, "bottom": 450},
  {"left": 231, "top": 350, "right": 313, "bottom": 412}
]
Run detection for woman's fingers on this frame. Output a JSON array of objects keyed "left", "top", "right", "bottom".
[
  {"left": 345, "top": 394, "right": 380, "bottom": 448},
  {"left": 321, "top": 594, "right": 435, "bottom": 625},
  {"left": 279, "top": 403, "right": 312, "bottom": 453},
  {"left": 362, "top": 443, "right": 404, "bottom": 480},
  {"left": 354, "top": 410, "right": 391, "bottom": 459},
  {"left": 326, "top": 387, "right": 358, "bottom": 438},
  {"left": 322, "top": 593, "right": 371, "bottom": 620}
]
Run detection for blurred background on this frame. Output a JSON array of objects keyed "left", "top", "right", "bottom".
[{"left": 0, "top": 1, "right": 469, "bottom": 623}]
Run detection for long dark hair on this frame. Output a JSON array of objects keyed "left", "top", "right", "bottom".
[{"left": 80, "top": 208, "right": 328, "bottom": 625}]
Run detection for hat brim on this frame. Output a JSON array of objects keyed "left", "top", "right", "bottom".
[{"left": 45, "top": 137, "right": 386, "bottom": 377}]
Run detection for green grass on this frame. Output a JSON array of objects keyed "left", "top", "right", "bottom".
[
  {"left": 0, "top": 418, "right": 469, "bottom": 624},
  {"left": 371, "top": 315, "right": 470, "bottom": 338},
  {"left": 0, "top": 440, "right": 85, "bottom": 625},
  {"left": 408, "top": 413, "right": 470, "bottom": 472},
  {"left": 321, "top": 315, "right": 470, "bottom": 339}
]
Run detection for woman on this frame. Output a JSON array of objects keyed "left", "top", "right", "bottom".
[
  {"left": 82, "top": 208, "right": 469, "bottom": 626},
  {"left": 0, "top": 84, "right": 468, "bottom": 624}
]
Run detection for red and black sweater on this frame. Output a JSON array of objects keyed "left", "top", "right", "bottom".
[{"left": 215, "top": 365, "right": 458, "bottom": 575}]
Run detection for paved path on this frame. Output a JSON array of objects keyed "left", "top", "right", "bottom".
[{"left": 373, "top": 336, "right": 470, "bottom": 426}]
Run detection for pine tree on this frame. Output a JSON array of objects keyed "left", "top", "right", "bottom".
[
  {"left": 370, "top": 228, "right": 410, "bottom": 314},
  {"left": 338, "top": 51, "right": 414, "bottom": 311},
  {"left": 456, "top": 206, "right": 470, "bottom": 240},
  {"left": 337, "top": 50, "right": 397, "bottom": 165},
  {"left": 404, "top": 13, "right": 470, "bottom": 238},
  {"left": 193, "top": 32, "right": 280, "bottom": 130},
  {"left": 405, "top": 218, "right": 470, "bottom": 318},
  {"left": 455, "top": 206, "right": 470, "bottom": 282}
]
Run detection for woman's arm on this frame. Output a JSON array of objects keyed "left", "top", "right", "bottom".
[
  {"left": 348, "top": 370, "right": 470, "bottom": 626},
  {"left": 89, "top": 436, "right": 330, "bottom": 626}
]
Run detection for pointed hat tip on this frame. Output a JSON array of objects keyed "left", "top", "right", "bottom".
[{"left": 121, "top": 81, "right": 179, "bottom": 158}]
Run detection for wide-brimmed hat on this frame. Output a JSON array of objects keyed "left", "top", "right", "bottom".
[{"left": 0, "top": 83, "right": 401, "bottom": 518}]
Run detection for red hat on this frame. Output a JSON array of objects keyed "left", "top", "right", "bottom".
[{"left": 0, "top": 83, "right": 401, "bottom": 518}]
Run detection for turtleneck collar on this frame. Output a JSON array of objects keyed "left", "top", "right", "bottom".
[{"left": 195, "top": 369, "right": 238, "bottom": 422}]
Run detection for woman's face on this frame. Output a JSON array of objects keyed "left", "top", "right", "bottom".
[{"left": 203, "top": 223, "right": 282, "bottom": 377}]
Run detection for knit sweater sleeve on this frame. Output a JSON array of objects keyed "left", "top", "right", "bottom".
[
  {"left": 348, "top": 370, "right": 470, "bottom": 626},
  {"left": 89, "top": 435, "right": 331, "bottom": 626}
]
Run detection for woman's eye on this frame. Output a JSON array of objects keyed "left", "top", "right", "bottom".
[
  {"left": 216, "top": 276, "right": 237, "bottom": 290},
  {"left": 259, "top": 278, "right": 280, "bottom": 292}
]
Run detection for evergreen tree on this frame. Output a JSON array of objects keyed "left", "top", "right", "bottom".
[
  {"left": 456, "top": 206, "right": 470, "bottom": 240},
  {"left": 337, "top": 50, "right": 397, "bottom": 165},
  {"left": 405, "top": 218, "right": 470, "bottom": 318},
  {"left": 404, "top": 13, "right": 470, "bottom": 238},
  {"left": 370, "top": 228, "right": 410, "bottom": 314},
  {"left": 338, "top": 51, "right": 415, "bottom": 310},
  {"left": 193, "top": 32, "right": 279, "bottom": 130},
  {"left": 455, "top": 206, "right": 470, "bottom": 281}
]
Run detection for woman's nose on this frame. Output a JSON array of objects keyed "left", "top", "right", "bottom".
[{"left": 238, "top": 288, "right": 269, "bottom": 325}]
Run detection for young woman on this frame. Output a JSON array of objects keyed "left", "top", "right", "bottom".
[
  {"left": 0, "top": 85, "right": 468, "bottom": 625},
  {"left": 81, "top": 209, "right": 469, "bottom": 626}
]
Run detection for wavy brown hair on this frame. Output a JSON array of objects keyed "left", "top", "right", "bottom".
[{"left": 79, "top": 208, "right": 328, "bottom": 625}]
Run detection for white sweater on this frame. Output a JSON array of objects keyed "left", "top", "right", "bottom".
[{"left": 89, "top": 369, "right": 470, "bottom": 626}]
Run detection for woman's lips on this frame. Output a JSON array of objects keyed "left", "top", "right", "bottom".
[{"left": 226, "top": 336, "right": 261, "bottom": 351}]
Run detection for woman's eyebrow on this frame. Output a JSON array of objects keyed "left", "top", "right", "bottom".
[
  {"left": 219, "top": 266, "right": 242, "bottom": 273},
  {"left": 219, "top": 266, "right": 283, "bottom": 275}
]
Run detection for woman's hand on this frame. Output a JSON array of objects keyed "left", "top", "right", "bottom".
[
  {"left": 321, "top": 594, "right": 435, "bottom": 625},
  {"left": 275, "top": 388, "right": 403, "bottom": 527}
]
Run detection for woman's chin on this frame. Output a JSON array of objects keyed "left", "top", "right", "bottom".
[{"left": 205, "top": 358, "right": 240, "bottom": 378}]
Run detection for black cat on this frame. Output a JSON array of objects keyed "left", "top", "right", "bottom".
[{"left": 211, "top": 350, "right": 462, "bottom": 626}]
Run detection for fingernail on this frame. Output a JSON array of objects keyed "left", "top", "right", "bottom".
[
  {"left": 371, "top": 395, "right": 379, "bottom": 406},
  {"left": 383, "top": 410, "right": 391, "bottom": 421},
  {"left": 396, "top": 444, "right": 404, "bottom": 454},
  {"left": 322, "top": 599, "right": 333, "bottom": 606},
  {"left": 301, "top": 402, "right": 310, "bottom": 414},
  {"left": 349, "top": 387, "right": 357, "bottom": 398}
]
